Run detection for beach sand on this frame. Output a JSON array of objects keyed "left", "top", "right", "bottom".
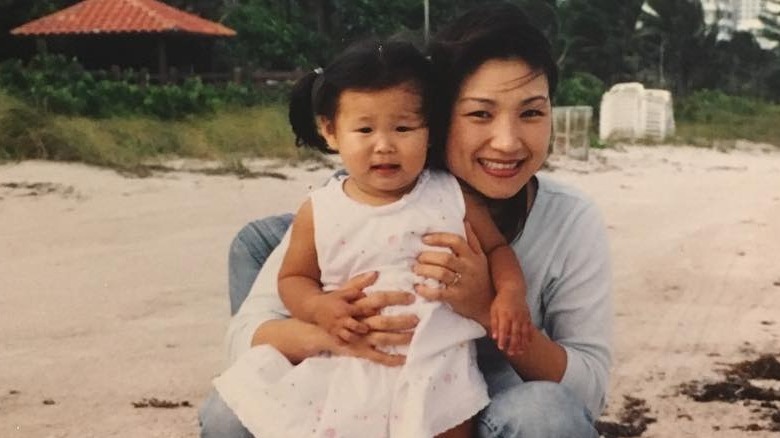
[{"left": 1, "top": 144, "right": 779, "bottom": 437}]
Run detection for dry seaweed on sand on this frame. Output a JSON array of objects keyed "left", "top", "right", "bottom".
[
  {"left": 679, "top": 354, "right": 780, "bottom": 431},
  {"left": 596, "top": 395, "right": 656, "bottom": 438},
  {"left": 727, "top": 354, "right": 780, "bottom": 380},
  {"left": 131, "top": 398, "right": 192, "bottom": 409}
]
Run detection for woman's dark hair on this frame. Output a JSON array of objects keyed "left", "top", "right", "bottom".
[
  {"left": 289, "top": 39, "right": 433, "bottom": 153},
  {"left": 427, "top": 2, "right": 559, "bottom": 158}
]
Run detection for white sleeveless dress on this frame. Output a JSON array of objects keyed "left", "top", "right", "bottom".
[{"left": 214, "top": 170, "right": 489, "bottom": 438}]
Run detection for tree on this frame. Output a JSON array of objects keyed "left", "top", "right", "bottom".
[
  {"left": 636, "top": 0, "right": 713, "bottom": 96},
  {"left": 558, "top": 0, "right": 644, "bottom": 85},
  {"left": 331, "top": 0, "right": 422, "bottom": 43},
  {"left": 703, "top": 32, "right": 775, "bottom": 99},
  {"left": 220, "top": 0, "right": 327, "bottom": 69},
  {"left": 165, "top": 0, "right": 225, "bottom": 18}
]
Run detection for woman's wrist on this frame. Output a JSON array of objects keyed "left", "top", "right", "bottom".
[
  {"left": 251, "top": 319, "right": 335, "bottom": 364},
  {"left": 503, "top": 328, "right": 567, "bottom": 382}
]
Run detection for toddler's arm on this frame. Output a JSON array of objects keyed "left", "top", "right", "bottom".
[
  {"left": 463, "top": 192, "right": 532, "bottom": 355},
  {"left": 278, "top": 199, "right": 369, "bottom": 342}
]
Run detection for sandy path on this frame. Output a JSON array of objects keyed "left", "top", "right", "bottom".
[{"left": 1, "top": 145, "right": 779, "bottom": 437}]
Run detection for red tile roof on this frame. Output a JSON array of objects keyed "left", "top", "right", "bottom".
[{"left": 11, "top": 0, "right": 236, "bottom": 37}]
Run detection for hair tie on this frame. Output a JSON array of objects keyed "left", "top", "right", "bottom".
[{"left": 311, "top": 70, "right": 326, "bottom": 110}]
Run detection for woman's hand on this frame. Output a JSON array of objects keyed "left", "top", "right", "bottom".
[
  {"left": 331, "top": 336, "right": 407, "bottom": 367},
  {"left": 328, "top": 272, "right": 419, "bottom": 366},
  {"left": 332, "top": 290, "right": 418, "bottom": 366},
  {"left": 308, "top": 291, "right": 369, "bottom": 343},
  {"left": 354, "top": 291, "right": 418, "bottom": 344},
  {"left": 253, "top": 272, "right": 417, "bottom": 366},
  {"left": 257, "top": 319, "right": 409, "bottom": 367},
  {"left": 413, "top": 221, "right": 494, "bottom": 329}
]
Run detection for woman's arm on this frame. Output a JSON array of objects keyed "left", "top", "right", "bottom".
[
  {"left": 226, "top": 227, "right": 296, "bottom": 365},
  {"left": 252, "top": 293, "right": 415, "bottom": 368}
]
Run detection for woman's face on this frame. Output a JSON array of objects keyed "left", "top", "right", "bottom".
[{"left": 445, "top": 58, "right": 552, "bottom": 199}]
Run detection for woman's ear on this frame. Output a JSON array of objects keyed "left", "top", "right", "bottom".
[{"left": 316, "top": 116, "right": 339, "bottom": 151}]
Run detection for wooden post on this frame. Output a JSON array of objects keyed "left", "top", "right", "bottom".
[
  {"left": 35, "top": 38, "right": 47, "bottom": 54},
  {"left": 140, "top": 68, "right": 149, "bottom": 88},
  {"left": 110, "top": 65, "right": 121, "bottom": 81},
  {"left": 233, "top": 66, "right": 242, "bottom": 85},
  {"left": 157, "top": 38, "right": 168, "bottom": 83}
]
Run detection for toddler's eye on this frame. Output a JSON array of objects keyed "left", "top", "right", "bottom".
[
  {"left": 396, "top": 126, "right": 416, "bottom": 132},
  {"left": 356, "top": 127, "right": 373, "bottom": 134}
]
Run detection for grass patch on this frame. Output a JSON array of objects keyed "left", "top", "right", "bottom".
[
  {"left": 4, "top": 87, "right": 778, "bottom": 175},
  {"left": 673, "top": 91, "right": 780, "bottom": 147},
  {"left": 0, "top": 88, "right": 313, "bottom": 175}
]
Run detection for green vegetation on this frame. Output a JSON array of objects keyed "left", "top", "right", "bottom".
[
  {"left": 674, "top": 90, "right": 780, "bottom": 147},
  {"left": 0, "top": 54, "right": 291, "bottom": 119},
  {"left": 2, "top": 1, "right": 779, "bottom": 172},
  {"left": 556, "top": 72, "right": 606, "bottom": 115},
  {"left": 4, "top": 85, "right": 778, "bottom": 177},
  {"left": 0, "top": 88, "right": 319, "bottom": 174}
]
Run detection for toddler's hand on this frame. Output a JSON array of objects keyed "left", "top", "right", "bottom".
[
  {"left": 312, "top": 291, "right": 370, "bottom": 343},
  {"left": 490, "top": 292, "right": 533, "bottom": 356}
]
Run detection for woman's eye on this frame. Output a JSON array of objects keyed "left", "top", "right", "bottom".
[
  {"left": 466, "top": 110, "right": 491, "bottom": 120},
  {"left": 521, "top": 109, "right": 545, "bottom": 118},
  {"left": 356, "top": 127, "right": 373, "bottom": 134}
]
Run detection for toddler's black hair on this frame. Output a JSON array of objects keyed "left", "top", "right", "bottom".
[{"left": 289, "top": 39, "right": 433, "bottom": 154}]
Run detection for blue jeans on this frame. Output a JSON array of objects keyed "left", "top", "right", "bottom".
[{"left": 200, "top": 216, "right": 598, "bottom": 438}]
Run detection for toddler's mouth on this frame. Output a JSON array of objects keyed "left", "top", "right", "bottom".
[{"left": 371, "top": 163, "right": 401, "bottom": 170}]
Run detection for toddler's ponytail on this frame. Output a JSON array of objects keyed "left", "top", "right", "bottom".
[{"left": 288, "top": 70, "right": 333, "bottom": 153}]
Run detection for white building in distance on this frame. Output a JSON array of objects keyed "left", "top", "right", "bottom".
[
  {"left": 735, "top": 0, "right": 779, "bottom": 49},
  {"left": 702, "top": 0, "right": 736, "bottom": 40},
  {"left": 760, "top": 0, "right": 780, "bottom": 47}
]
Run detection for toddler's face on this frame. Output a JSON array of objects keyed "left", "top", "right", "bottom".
[{"left": 319, "top": 84, "right": 428, "bottom": 204}]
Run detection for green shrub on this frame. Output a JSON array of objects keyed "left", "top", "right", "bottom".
[
  {"left": 674, "top": 90, "right": 780, "bottom": 146},
  {"left": 0, "top": 54, "right": 293, "bottom": 120},
  {"left": 556, "top": 72, "right": 606, "bottom": 112},
  {"left": 675, "top": 89, "right": 763, "bottom": 123}
]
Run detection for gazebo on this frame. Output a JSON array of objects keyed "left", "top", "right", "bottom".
[{"left": 10, "top": 0, "right": 236, "bottom": 81}]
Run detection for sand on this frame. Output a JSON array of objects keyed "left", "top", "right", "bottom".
[{"left": 1, "top": 144, "right": 779, "bottom": 437}]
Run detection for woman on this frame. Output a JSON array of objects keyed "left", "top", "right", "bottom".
[{"left": 200, "top": 3, "right": 611, "bottom": 437}]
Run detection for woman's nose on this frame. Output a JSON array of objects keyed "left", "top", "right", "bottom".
[{"left": 490, "top": 115, "right": 522, "bottom": 153}]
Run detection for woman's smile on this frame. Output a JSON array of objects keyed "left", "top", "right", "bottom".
[{"left": 478, "top": 158, "right": 524, "bottom": 177}]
